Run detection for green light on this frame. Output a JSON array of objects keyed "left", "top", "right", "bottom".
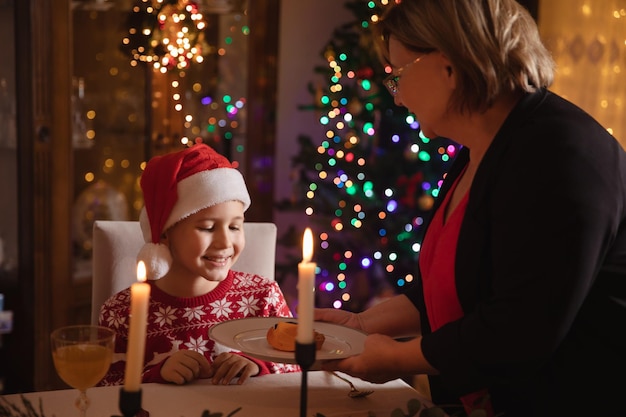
[
  {"left": 363, "top": 181, "right": 373, "bottom": 191},
  {"left": 361, "top": 80, "right": 371, "bottom": 90},
  {"left": 346, "top": 185, "right": 356, "bottom": 195},
  {"left": 241, "top": 26, "right": 250, "bottom": 35},
  {"left": 224, "top": 132, "right": 233, "bottom": 139},
  {"left": 418, "top": 151, "right": 431, "bottom": 161},
  {"left": 432, "top": 189, "right": 440, "bottom": 198},
  {"left": 328, "top": 158, "right": 337, "bottom": 166},
  {"left": 339, "top": 53, "right": 347, "bottom": 61},
  {"left": 339, "top": 263, "right": 347, "bottom": 271},
  {"left": 367, "top": 1, "right": 375, "bottom": 8},
  {"left": 236, "top": 144, "right": 244, "bottom": 152},
  {"left": 222, "top": 95, "right": 232, "bottom": 103},
  {"left": 338, "top": 281, "right": 347, "bottom": 289},
  {"left": 314, "top": 163, "right": 323, "bottom": 170},
  {"left": 365, "top": 103, "right": 374, "bottom": 111},
  {"left": 335, "top": 209, "right": 343, "bottom": 216},
  {"left": 225, "top": 37, "right": 233, "bottom": 45},
  {"left": 309, "top": 183, "right": 318, "bottom": 191},
  {"left": 363, "top": 122, "right": 374, "bottom": 133},
  {"left": 207, "top": 125, "right": 215, "bottom": 133},
  {"left": 321, "top": 96, "right": 330, "bottom": 105},
  {"left": 322, "top": 141, "right": 330, "bottom": 148},
  {"left": 361, "top": 21, "right": 369, "bottom": 29}
]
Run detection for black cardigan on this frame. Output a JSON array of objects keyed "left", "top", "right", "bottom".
[{"left": 407, "top": 89, "right": 626, "bottom": 416}]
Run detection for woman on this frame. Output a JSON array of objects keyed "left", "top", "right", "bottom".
[{"left": 315, "top": 1, "right": 626, "bottom": 416}]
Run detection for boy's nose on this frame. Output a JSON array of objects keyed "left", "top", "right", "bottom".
[{"left": 212, "top": 229, "right": 231, "bottom": 248}]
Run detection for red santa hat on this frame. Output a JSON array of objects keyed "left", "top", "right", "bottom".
[{"left": 137, "top": 144, "right": 251, "bottom": 279}]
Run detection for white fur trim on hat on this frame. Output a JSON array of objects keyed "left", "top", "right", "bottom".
[{"left": 163, "top": 167, "right": 250, "bottom": 232}]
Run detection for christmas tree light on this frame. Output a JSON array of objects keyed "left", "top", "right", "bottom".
[{"left": 278, "top": 0, "right": 459, "bottom": 311}]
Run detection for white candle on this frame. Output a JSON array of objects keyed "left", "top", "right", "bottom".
[
  {"left": 297, "top": 228, "right": 316, "bottom": 344},
  {"left": 124, "top": 261, "right": 150, "bottom": 392}
]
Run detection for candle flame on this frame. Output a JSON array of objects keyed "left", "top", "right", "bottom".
[
  {"left": 137, "top": 261, "right": 147, "bottom": 283},
  {"left": 302, "top": 228, "right": 314, "bottom": 263}
]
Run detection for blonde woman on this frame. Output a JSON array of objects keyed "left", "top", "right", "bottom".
[{"left": 316, "top": 1, "right": 626, "bottom": 416}]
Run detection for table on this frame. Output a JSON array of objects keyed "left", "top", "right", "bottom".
[{"left": 0, "top": 371, "right": 440, "bottom": 417}]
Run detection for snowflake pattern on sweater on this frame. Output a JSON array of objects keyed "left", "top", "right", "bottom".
[{"left": 98, "top": 270, "right": 300, "bottom": 386}]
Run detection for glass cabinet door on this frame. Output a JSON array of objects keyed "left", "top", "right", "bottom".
[{"left": 70, "top": 0, "right": 251, "bottom": 283}]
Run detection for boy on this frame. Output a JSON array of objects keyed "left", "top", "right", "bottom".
[{"left": 99, "top": 144, "right": 298, "bottom": 386}]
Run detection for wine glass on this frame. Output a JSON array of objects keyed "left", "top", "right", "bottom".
[{"left": 50, "top": 325, "right": 115, "bottom": 417}]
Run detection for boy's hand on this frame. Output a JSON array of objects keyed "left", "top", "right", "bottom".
[
  {"left": 208, "top": 352, "right": 260, "bottom": 385},
  {"left": 161, "top": 350, "right": 212, "bottom": 385}
]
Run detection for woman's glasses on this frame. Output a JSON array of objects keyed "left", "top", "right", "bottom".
[{"left": 383, "top": 54, "right": 428, "bottom": 97}]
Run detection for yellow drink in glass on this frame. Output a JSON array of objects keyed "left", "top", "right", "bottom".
[
  {"left": 52, "top": 344, "right": 113, "bottom": 391},
  {"left": 50, "top": 325, "right": 115, "bottom": 417}
]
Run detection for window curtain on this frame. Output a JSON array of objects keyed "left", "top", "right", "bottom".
[{"left": 538, "top": 1, "right": 626, "bottom": 147}]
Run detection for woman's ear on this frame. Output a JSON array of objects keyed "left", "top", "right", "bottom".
[{"left": 439, "top": 54, "right": 456, "bottom": 89}]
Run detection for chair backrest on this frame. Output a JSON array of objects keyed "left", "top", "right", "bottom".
[{"left": 91, "top": 220, "right": 278, "bottom": 325}]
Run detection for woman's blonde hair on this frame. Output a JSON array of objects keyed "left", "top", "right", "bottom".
[{"left": 374, "top": 0, "right": 555, "bottom": 113}]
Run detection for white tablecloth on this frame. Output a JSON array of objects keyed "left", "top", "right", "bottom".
[{"left": 1, "top": 371, "right": 440, "bottom": 417}]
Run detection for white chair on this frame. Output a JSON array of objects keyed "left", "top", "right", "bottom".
[{"left": 91, "top": 220, "right": 278, "bottom": 325}]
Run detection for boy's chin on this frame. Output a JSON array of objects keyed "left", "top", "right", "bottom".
[{"left": 203, "top": 271, "right": 229, "bottom": 282}]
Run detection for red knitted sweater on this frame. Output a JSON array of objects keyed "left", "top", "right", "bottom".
[{"left": 98, "top": 270, "right": 300, "bottom": 386}]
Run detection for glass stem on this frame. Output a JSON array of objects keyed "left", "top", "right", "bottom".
[{"left": 75, "top": 389, "right": 90, "bottom": 417}]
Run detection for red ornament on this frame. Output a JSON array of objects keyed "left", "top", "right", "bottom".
[{"left": 355, "top": 67, "right": 374, "bottom": 80}]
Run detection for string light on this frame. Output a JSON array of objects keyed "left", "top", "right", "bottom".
[{"left": 123, "top": 0, "right": 209, "bottom": 73}]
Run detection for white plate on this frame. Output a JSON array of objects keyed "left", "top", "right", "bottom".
[{"left": 209, "top": 317, "right": 366, "bottom": 364}]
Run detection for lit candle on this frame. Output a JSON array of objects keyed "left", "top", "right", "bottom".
[
  {"left": 297, "top": 228, "right": 316, "bottom": 344},
  {"left": 124, "top": 261, "right": 150, "bottom": 392}
]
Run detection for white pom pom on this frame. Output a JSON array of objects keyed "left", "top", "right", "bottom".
[{"left": 137, "top": 243, "right": 172, "bottom": 280}]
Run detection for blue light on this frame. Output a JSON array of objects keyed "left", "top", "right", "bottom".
[{"left": 386, "top": 200, "right": 398, "bottom": 212}]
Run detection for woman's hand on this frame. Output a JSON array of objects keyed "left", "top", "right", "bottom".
[
  {"left": 208, "top": 352, "right": 260, "bottom": 385},
  {"left": 160, "top": 350, "right": 212, "bottom": 385},
  {"left": 315, "top": 295, "right": 421, "bottom": 337},
  {"left": 321, "top": 335, "right": 435, "bottom": 384},
  {"left": 314, "top": 308, "right": 363, "bottom": 331}
]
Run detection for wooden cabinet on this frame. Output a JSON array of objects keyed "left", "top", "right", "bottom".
[{"left": 0, "top": 0, "right": 278, "bottom": 393}]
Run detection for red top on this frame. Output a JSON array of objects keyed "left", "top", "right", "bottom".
[
  {"left": 419, "top": 176, "right": 494, "bottom": 416},
  {"left": 419, "top": 185, "right": 467, "bottom": 331}
]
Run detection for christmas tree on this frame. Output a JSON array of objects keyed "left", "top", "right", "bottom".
[{"left": 277, "top": 0, "right": 459, "bottom": 312}]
